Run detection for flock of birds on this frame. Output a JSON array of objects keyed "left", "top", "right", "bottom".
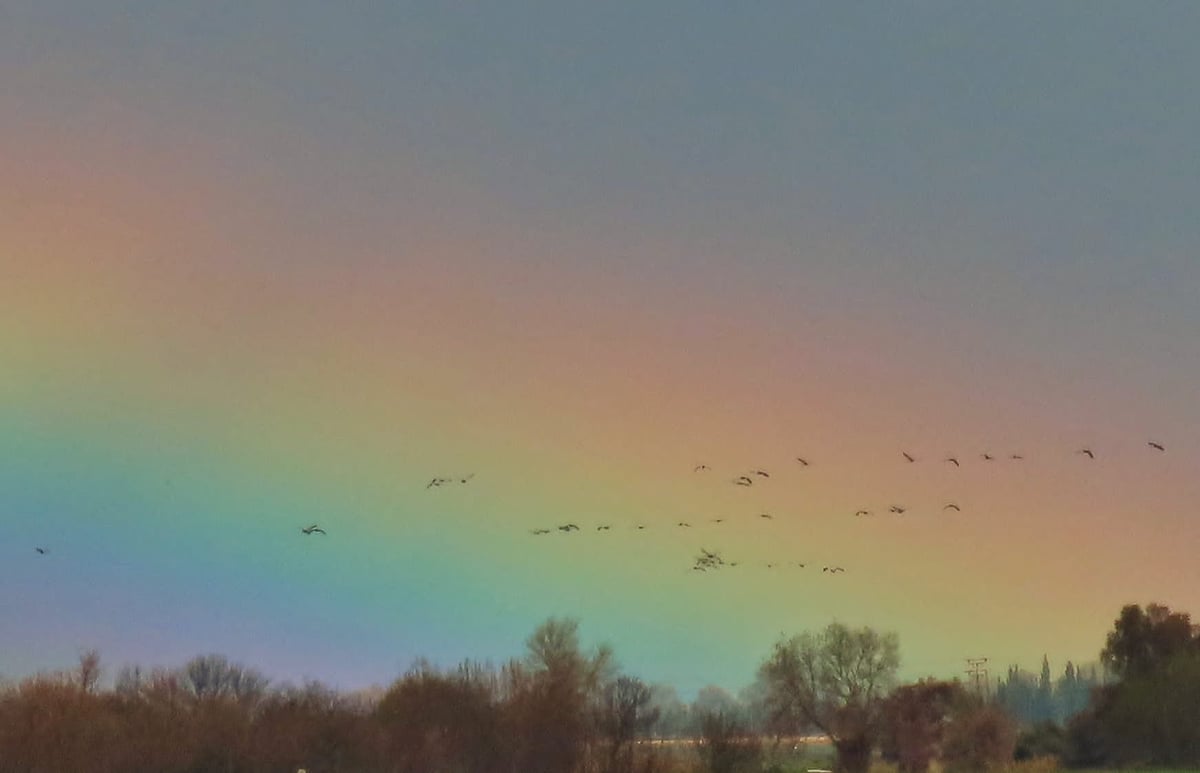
[
  {"left": 514, "top": 441, "right": 1170, "bottom": 575},
  {"left": 27, "top": 442, "right": 1170, "bottom": 566}
]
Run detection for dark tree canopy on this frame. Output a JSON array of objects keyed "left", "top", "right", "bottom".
[{"left": 1101, "top": 603, "right": 1198, "bottom": 679}]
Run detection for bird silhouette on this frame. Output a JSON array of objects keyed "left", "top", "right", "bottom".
[
  {"left": 822, "top": 566, "right": 845, "bottom": 574},
  {"left": 733, "top": 476, "right": 754, "bottom": 487},
  {"left": 1148, "top": 441, "right": 1165, "bottom": 452},
  {"left": 636, "top": 525, "right": 646, "bottom": 530},
  {"left": 1010, "top": 454, "right": 1024, "bottom": 460},
  {"left": 889, "top": 505, "right": 907, "bottom": 515},
  {"left": 1077, "top": 448, "right": 1095, "bottom": 459},
  {"left": 945, "top": 457, "right": 960, "bottom": 467},
  {"left": 694, "top": 464, "right": 710, "bottom": 472},
  {"left": 712, "top": 518, "right": 725, "bottom": 523},
  {"left": 854, "top": 510, "right": 872, "bottom": 517},
  {"left": 902, "top": 452, "right": 916, "bottom": 463},
  {"left": 795, "top": 457, "right": 810, "bottom": 467},
  {"left": 425, "top": 477, "right": 451, "bottom": 489},
  {"left": 596, "top": 525, "right": 611, "bottom": 531},
  {"left": 460, "top": 473, "right": 475, "bottom": 484},
  {"left": 752, "top": 469, "right": 770, "bottom": 478},
  {"left": 759, "top": 513, "right": 774, "bottom": 520},
  {"left": 943, "top": 503, "right": 961, "bottom": 512},
  {"left": 981, "top": 453, "right": 994, "bottom": 461},
  {"left": 530, "top": 528, "right": 551, "bottom": 535},
  {"left": 558, "top": 524, "right": 580, "bottom": 533},
  {"left": 301, "top": 524, "right": 326, "bottom": 535},
  {"left": 35, "top": 547, "right": 48, "bottom": 555},
  {"left": 678, "top": 521, "right": 692, "bottom": 528}
]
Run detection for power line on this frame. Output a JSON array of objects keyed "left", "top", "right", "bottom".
[{"left": 966, "top": 657, "right": 989, "bottom": 699}]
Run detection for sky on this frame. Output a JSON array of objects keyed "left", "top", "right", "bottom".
[{"left": 3, "top": 2, "right": 1200, "bottom": 698}]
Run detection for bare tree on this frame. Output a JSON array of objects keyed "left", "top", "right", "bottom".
[
  {"left": 511, "top": 617, "right": 614, "bottom": 773},
  {"left": 179, "top": 654, "right": 269, "bottom": 705},
  {"left": 76, "top": 650, "right": 101, "bottom": 693},
  {"left": 759, "top": 622, "right": 900, "bottom": 773},
  {"left": 597, "top": 676, "right": 658, "bottom": 773}
]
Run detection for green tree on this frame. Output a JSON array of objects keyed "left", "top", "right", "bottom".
[
  {"left": 1035, "top": 655, "right": 1053, "bottom": 723},
  {"left": 1101, "top": 603, "right": 1198, "bottom": 679},
  {"left": 758, "top": 622, "right": 900, "bottom": 773}
]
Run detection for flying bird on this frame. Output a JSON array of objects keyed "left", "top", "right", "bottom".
[
  {"left": 733, "top": 476, "right": 754, "bottom": 487},
  {"left": 945, "top": 457, "right": 960, "bottom": 467},
  {"left": 902, "top": 452, "right": 916, "bottom": 463},
  {"left": 460, "top": 473, "right": 475, "bottom": 484},
  {"left": 35, "top": 547, "right": 48, "bottom": 555},
  {"left": 557, "top": 524, "right": 580, "bottom": 533},
  {"left": 596, "top": 525, "right": 611, "bottom": 531},
  {"left": 712, "top": 518, "right": 725, "bottom": 523},
  {"left": 636, "top": 525, "right": 646, "bottom": 530},
  {"left": 530, "top": 528, "right": 551, "bottom": 535},
  {"left": 943, "top": 503, "right": 961, "bottom": 512},
  {"left": 301, "top": 524, "right": 326, "bottom": 535},
  {"left": 854, "top": 510, "right": 872, "bottom": 517},
  {"left": 1077, "top": 448, "right": 1095, "bottom": 459},
  {"left": 981, "top": 453, "right": 994, "bottom": 461},
  {"left": 694, "top": 464, "right": 710, "bottom": 472},
  {"left": 1010, "top": 454, "right": 1024, "bottom": 460},
  {"left": 759, "top": 513, "right": 774, "bottom": 520},
  {"left": 1148, "top": 441, "right": 1165, "bottom": 452},
  {"left": 425, "top": 477, "right": 451, "bottom": 489},
  {"left": 678, "top": 521, "right": 692, "bottom": 528},
  {"left": 822, "top": 566, "right": 845, "bottom": 574},
  {"left": 889, "top": 505, "right": 907, "bottom": 515},
  {"left": 752, "top": 469, "right": 770, "bottom": 478},
  {"left": 795, "top": 457, "right": 810, "bottom": 467}
]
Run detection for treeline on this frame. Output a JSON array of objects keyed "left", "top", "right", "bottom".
[
  {"left": 0, "top": 618, "right": 675, "bottom": 773},
  {"left": 2, "top": 603, "right": 1198, "bottom": 772}
]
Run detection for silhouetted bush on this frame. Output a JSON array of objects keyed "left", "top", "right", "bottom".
[
  {"left": 697, "top": 712, "right": 762, "bottom": 773},
  {"left": 941, "top": 705, "right": 1018, "bottom": 773},
  {"left": 1015, "top": 721, "right": 1066, "bottom": 761}
]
